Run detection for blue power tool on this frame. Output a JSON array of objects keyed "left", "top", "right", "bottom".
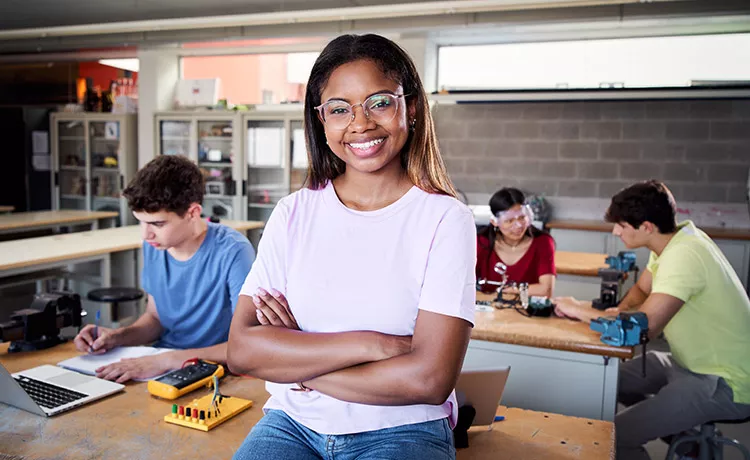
[
  {"left": 605, "top": 251, "right": 637, "bottom": 272},
  {"left": 591, "top": 312, "right": 649, "bottom": 375}
]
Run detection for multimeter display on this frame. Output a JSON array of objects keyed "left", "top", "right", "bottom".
[
  {"left": 148, "top": 360, "right": 224, "bottom": 399},
  {"left": 158, "top": 362, "right": 219, "bottom": 389}
]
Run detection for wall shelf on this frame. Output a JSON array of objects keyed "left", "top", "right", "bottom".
[
  {"left": 199, "top": 162, "right": 233, "bottom": 168},
  {"left": 52, "top": 113, "right": 137, "bottom": 226},
  {"left": 429, "top": 86, "right": 750, "bottom": 104}
]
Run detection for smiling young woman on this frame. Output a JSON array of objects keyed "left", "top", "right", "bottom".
[
  {"left": 303, "top": 34, "right": 456, "bottom": 201},
  {"left": 228, "top": 34, "right": 476, "bottom": 460}
]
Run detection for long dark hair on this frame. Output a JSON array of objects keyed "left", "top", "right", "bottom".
[
  {"left": 302, "top": 33, "right": 456, "bottom": 197},
  {"left": 478, "top": 187, "right": 547, "bottom": 271}
]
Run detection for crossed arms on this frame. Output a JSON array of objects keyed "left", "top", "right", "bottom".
[{"left": 227, "top": 290, "right": 473, "bottom": 406}]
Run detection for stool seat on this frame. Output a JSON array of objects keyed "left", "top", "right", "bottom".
[
  {"left": 711, "top": 416, "right": 750, "bottom": 425},
  {"left": 88, "top": 287, "right": 144, "bottom": 303}
]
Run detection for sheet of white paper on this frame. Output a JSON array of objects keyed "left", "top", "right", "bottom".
[
  {"left": 252, "top": 127, "right": 285, "bottom": 167},
  {"left": 32, "top": 155, "right": 51, "bottom": 171},
  {"left": 32, "top": 131, "right": 49, "bottom": 154},
  {"left": 246, "top": 127, "right": 256, "bottom": 164},
  {"left": 292, "top": 128, "right": 308, "bottom": 169},
  {"left": 104, "top": 122, "right": 119, "bottom": 140},
  {"left": 57, "top": 346, "right": 171, "bottom": 381}
]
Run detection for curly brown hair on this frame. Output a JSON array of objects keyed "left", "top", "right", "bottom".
[{"left": 123, "top": 155, "right": 204, "bottom": 216}]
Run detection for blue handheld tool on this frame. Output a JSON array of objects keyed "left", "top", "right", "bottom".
[
  {"left": 605, "top": 251, "right": 637, "bottom": 273},
  {"left": 591, "top": 312, "right": 649, "bottom": 375}
]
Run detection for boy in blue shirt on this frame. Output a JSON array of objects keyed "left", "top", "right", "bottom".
[{"left": 73, "top": 155, "right": 255, "bottom": 382}]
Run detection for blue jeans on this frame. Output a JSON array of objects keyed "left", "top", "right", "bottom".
[{"left": 232, "top": 410, "right": 456, "bottom": 460}]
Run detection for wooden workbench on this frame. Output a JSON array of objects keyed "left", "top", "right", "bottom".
[
  {"left": 0, "top": 342, "right": 267, "bottom": 460},
  {"left": 458, "top": 406, "right": 614, "bottom": 460},
  {"left": 555, "top": 250, "right": 608, "bottom": 277},
  {"left": 0, "top": 221, "right": 265, "bottom": 326},
  {"left": 0, "top": 342, "right": 614, "bottom": 460},
  {"left": 0, "top": 210, "right": 118, "bottom": 236},
  {"left": 472, "top": 293, "right": 631, "bottom": 360},
  {"left": 0, "top": 220, "right": 264, "bottom": 274},
  {"left": 466, "top": 292, "right": 632, "bottom": 422}
]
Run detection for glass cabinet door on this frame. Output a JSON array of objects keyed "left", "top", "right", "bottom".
[
  {"left": 198, "top": 120, "right": 236, "bottom": 220},
  {"left": 89, "top": 120, "right": 122, "bottom": 212},
  {"left": 290, "top": 120, "right": 308, "bottom": 192},
  {"left": 57, "top": 120, "right": 87, "bottom": 210},
  {"left": 246, "top": 120, "right": 287, "bottom": 221},
  {"left": 159, "top": 120, "right": 191, "bottom": 156}
]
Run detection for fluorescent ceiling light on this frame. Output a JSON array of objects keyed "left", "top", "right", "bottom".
[{"left": 98, "top": 58, "right": 139, "bottom": 72}]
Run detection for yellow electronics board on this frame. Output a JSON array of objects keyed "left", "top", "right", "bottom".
[{"left": 164, "top": 392, "right": 253, "bottom": 432}]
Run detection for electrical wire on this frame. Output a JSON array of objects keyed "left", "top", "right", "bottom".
[{"left": 492, "top": 292, "right": 534, "bottom": 317}]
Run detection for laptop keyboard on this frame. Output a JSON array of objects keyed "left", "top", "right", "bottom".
[{"left": 14, "top": 376, "right": 88, "bottom": 410}]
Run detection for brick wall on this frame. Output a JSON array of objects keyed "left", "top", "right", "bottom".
[{"left": 435, "top": 99, "right": 750, "bottom": 203}]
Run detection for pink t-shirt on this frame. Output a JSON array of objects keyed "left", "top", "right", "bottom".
[{"left": 239, "top": 181, "right": 476, "bottom": 435}]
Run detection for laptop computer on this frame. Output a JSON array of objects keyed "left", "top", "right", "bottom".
[
  {"left": 0, "top": 362, "right": 124, "bottom": 417},
  {"left": 455, "top": 366, "right": 511, "bottom": 426}
]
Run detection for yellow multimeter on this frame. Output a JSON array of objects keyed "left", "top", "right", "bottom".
[{"left": 147, "top": 360, "right": 225, "bottom": 400}]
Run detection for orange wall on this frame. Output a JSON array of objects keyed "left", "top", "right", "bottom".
[
  {"left": 258, "top": 54, "right": 287, "bottom": 103},
  {"left": 78, "top": 62, "right": 138, "bottom": 91},
  {"left": 182, "top": 54, "right": 289, "bottom": 105}
]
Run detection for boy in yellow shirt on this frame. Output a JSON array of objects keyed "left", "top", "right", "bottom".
[{"left": 554, "top": 180, "right": 750, "bottom": 460}]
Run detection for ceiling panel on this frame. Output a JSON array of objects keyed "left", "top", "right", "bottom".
[
  {"left": 0, "top": 0, "right": 433, "bottom": 30},
  {"left": 0, "top": 0, "right": 748, "bottom": 55}
]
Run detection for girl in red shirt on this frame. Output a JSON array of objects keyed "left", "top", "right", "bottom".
[{"left": 476, "top": 188, "right": 556, "bottom": 297}]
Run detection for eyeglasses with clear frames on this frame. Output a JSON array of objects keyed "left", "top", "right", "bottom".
[{"left": 314, "top": 93, "right": 409, "bottom": 130}]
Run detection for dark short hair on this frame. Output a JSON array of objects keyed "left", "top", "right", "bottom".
[
  {"left": 123, "top": 155, "right": 204, "bottom": 216},
  {"left": 605, "top": 180, "right": 677, "bottom": 234}
]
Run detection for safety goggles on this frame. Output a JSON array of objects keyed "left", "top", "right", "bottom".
[{"left": 493, "top": 205, "right": 534, "bottom": 230}]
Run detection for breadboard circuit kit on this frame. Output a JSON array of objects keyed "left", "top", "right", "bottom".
[{"left": 163, "top": 374, "right": 253, "bottom": 432}]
